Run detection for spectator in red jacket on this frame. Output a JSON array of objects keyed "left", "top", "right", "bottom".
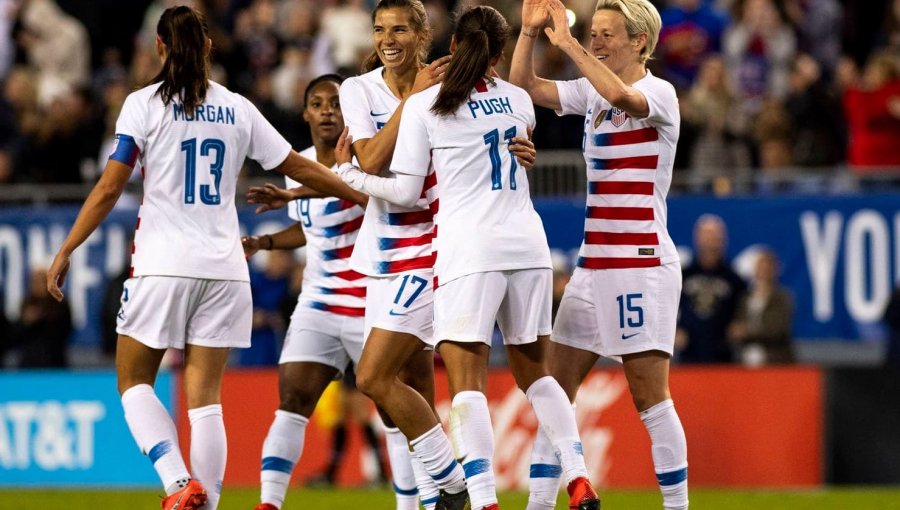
[{"left": 841, "top": 50, "right": 900, "bottom": 171}]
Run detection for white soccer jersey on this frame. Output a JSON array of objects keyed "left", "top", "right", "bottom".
[
  {"left": 285, "top": 146, "right": 368, "bottom": 316},
  {"left": 116, "top": 81, "right": 291, "bottom": 281},
  {"left": 390, "top": 78, "right": 552, "bottom": 286},
  {"left": 339, "top": 67, "right": 436, "bottom": 277},
  {"left": 556, "top": 71, "right": 680, "bottom": 270}
]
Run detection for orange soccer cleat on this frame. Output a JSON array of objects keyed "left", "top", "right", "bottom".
[
  {"left": 567, "top": 476, "right": 600, "bottom": 510},
  {"left": 161, "top": 479, "right": 207, "bottom": 510}
]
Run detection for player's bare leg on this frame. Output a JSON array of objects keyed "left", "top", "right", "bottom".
[
  {"left": 509, "top": 338, "right": 598, "bottom": 510},
  {"left": 182, "top": 344, "right": 230, "bottom": 509},
  {"left": 623, "top": 351, "right": 688, "bottom": 510}
]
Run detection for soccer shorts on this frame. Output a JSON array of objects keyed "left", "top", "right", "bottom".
[
  {"left": 433, "top": 268, "right": 552, "bottom": 346},
  {"left": 365, "top": 270, "right": 435, "bottom": 347},
  {"left": 551, "top": 262, "right": 681, "bottom": 361},
  {"left": 279, "top": 304, "right": 365, "bottom": 375},
  {"left": 116, "top": 276, "right": 252, "bottom": 350}
]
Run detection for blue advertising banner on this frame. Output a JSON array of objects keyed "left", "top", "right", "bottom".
[
  {"left": 0, "top": 194, "right": 897, "bottom": 343},
  {"left": 0, "top": 371, "right": 173, "bottom": 486}
]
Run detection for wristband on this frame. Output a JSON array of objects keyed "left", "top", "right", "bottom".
[
  {"left": 264, "top": 234, "right": 273, "bottom": 250},
  {"left": 521, "top": 28, "right": 539, "bottom": 38}
]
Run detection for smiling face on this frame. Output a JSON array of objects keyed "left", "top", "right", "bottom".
[
  {"left": 589, "top": 9, "right": 644, "bottom": 78},
  {"left": 373, "top": 7, "right": 422, "bottom": 73},
  {"left": 303, "top": 80, "right": 343, "bottom": 147}
]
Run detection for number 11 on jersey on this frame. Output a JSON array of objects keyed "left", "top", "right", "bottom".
[{"left": 483, "top": 126, "right": 518, "bottom": 191}]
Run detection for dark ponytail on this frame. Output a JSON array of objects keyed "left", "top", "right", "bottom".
[
  {"left": 430, "top": 6, "right": 509, "bottom": 117},
  {"left": 362, "top": 0, "right": 432, "bottom": 73},
  {"left": 149, "top": 6, "right": 210, "bottom": 113}
]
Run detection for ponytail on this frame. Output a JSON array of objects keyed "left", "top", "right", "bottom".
[
  {"left": 149, "top": 6, "right": 210, "bottom": 113},
  {"left": 430, "top": 6, "right": 509, "bottom": 117}
]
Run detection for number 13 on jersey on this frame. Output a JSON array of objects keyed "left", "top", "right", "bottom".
[{"left": 182, "top": 137, "right": 226, "bottom": 205}]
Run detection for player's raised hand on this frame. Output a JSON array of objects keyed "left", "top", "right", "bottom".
[
  {"left": 46, "top": 251, "right": 70, "bottom": 302},
  {"left": 411, "top": 55, "right": 451, "bottom": 95},
  {"left": 247, "top": 182, "right": 293, "bottom": 213},
  {"left": 522, "top": 0, "right": 550, "bottom": 31},
  {"left": 544, "top": 0, "right": 575, "bottom": 48},
  {"left": 510, "top": 127, "right": 537, "bottom": 170},
  {"left": 336, "top": 126, "right": 353, "bottom": 165}
]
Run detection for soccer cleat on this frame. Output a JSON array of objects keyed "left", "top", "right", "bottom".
[
  {"left": 435, "top": 488, "right": 471, "bottom": 510},
  {"left": 478, "top": 505, "right": 500, "bottom": 510},
  {"left": 567, "top": 476, "right": 600, "bottom": 510},
  {"left": 161, "top": 479, "right": 207, "bottom": 510},
  {"left": 253, "top": 504, "right": 279, "bottom": 510}
]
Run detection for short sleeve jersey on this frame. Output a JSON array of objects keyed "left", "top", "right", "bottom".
[
  {"left": 555, "top": 71, "right": 680, "bottom": 270},
  {"left": 284, "top": 146, "right": 368, "bottom": 316},
  {"left": 390, "top": 78, "right": 551, "bottom": 286},
  {"left": 339, "top": 67, "right": 436, "bottom": 278},
  {"left": 115, "top": 81, "right": 291, "bottom": 281}
]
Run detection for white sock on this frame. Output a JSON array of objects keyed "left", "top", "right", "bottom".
[
  {"left": 410, "top": 424, "right": 467, "bottom": 495},
  {"left": 121, "top": 384, "right": 190, "bottom": 495},
  {"left": 411, "top": 450, "right": 440, "bottom": 510},
  {"left": 640, "top": 399, "right": 688, "bottom": 510},
  {"left": 260, "top": 410, "right": 309, "bottom": 509},
  {"left": 526, "top": 424, "right": 561, "bottom": 510},
  {"left": 384, "top": 426, "right": 419, "bottom": 510},
  {"left": 525, "top": 376, "right": 587, "bottom": 484},
  {"left": 188, "top": 404, "right": 226, "bottom": 510},
  {"left": 450, "top": 391, "right": 496, "bottom": 510}
]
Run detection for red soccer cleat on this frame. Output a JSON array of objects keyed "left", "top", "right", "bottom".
[
  {"left": 161, "top": 479, "right": 207, "bottom": 510},
  {"left": 479, "top": 505, "right": 500, "bottom": 510},
  {"left": 567, "top": 476, "right": 600, "bottom": 510},
  {"left": 253, "top": 504, "right": 279, "bottom": 510}
]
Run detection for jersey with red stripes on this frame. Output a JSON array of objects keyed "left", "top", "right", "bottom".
[
  {"left": 390, "top": 78, "right": 551, "bottom": 286},
  {"left": 555, "top": 71, "right": 680, "bottom": 270},
  {"left": 284, "top": 146, "right": 369, "bottom": 316},
  {"left": 339, "top": 68, "right": 436, "bottom": 277}
]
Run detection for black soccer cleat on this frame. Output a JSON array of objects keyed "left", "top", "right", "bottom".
[{"left": 435, "top": 488, "right": 471, "bottom": 510}]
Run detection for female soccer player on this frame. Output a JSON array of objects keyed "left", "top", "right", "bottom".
[
  {"left": 337, "top": 5, "right": 599, "bottom": 510},
  {"left": 510, "top": 1, "right": 689, "bottom": 509},
  {"left": 45, "top": 7, "right": 357, "bottom": 510}
]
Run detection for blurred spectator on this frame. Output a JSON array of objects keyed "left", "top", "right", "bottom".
[
  {"left": 9, "top": 267, "right": 71, "bottom": 368},
  {"left": 676, "top": 214, "right": 747, "bottom": 363},
  {"left": 680, "top": 54, "right": 752, "bottom": 185},
  {"left": 783, "top": 53, "right": 845, "bottom": 167},
  {"left": 884, "top": 283, "right": 900, "bottom": 367},
  {"left": 17, "top": 0, "right": 90, "bottom": 105},
  {"left": 240, "top": 250, "right": 296, "bottom": 366},
  {"left": 840, "top": 49, "right": 900, "bottom": 171},
  {"left": 321, "top": 0, "right": 371, "bottom": 75},
  {"left": 658, "top": 0, "right": 730, "bottom": 91},
  {"left": 785, "top": 0, "right": 842, "bottom": 78},
  {"left": 752, "top": 97, "right": 793, "bottom": 190},
  {"left": 728, "top": 249, "right": 794, "bottom": 365},
  {"left": 723, "top": 0, "right": 796, "bottom": 112}
]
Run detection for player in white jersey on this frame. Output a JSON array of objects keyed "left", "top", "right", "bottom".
[
  {"left": 510, "top": 1, "right": 689, "bottom": 509},
  {"left": 45, "top": 7, "right": 360, "bottom": 510},
  {"left": 337, "top": 6, "right": 600, "bottom": 510}
]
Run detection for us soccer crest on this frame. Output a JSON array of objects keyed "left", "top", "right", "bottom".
[{"left": 611, "top": 107, "right": 628, "bottom": 127}]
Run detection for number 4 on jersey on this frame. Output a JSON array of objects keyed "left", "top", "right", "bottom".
[
  {"left": 182, "top": 137, "right": 225, "bottom": 205},
  {"left": 483, "top": 126, "right": 518, "bottom": 191}
]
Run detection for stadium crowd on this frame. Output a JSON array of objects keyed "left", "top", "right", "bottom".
[{"left": 0, "top": 0, "right": 897, "bottom": 189}]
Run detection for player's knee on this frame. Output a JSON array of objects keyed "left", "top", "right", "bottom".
[
  {"left": 354, "top": 365, "right": 388, "bottom": 401},
  {"left": 279, "top": 390, "right": 318, "bottom": 417}
]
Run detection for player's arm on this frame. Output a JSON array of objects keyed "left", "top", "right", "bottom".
[
  {"left": 336, "top": 130, "right": 424, "bottom": 208},
  {"left": 242, "top": 223, "right": 306, "bottom": 258},
  {"left": 351, "top": 56, "right": 450, "bottom": 175},
  {"left": 543, "top": 0, "right": 649, "bottom": 118},
  {"left": 247, "top": 182, "right": 367, "bottom": 214},
  {"left": 273, "top": 151, "right": 366, "bottom": 204},
  {"left": 47, "top": 142, "right": 134, "bottom": 301},
  {"left": 509, "top": 0, "right": 563, "bottom": 110}
]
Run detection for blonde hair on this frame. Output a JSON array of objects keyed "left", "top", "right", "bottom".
[{"left": 594, "top": 0, "right": 661, "bottom": 64}]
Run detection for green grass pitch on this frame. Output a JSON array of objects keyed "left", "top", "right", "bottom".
[{"left": 1, "top": 488, "right": 900, "bottom": 510}]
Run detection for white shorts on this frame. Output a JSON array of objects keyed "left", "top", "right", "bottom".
[
  {"left": 551, "top": 263, "right": 681, "bottom": 361},
  {"left": 365, "top": 271, "right": 435, "bottom": 347},
  {"left": 279, "top": 305, "right": 365, "bottom": 374},
  {"left": 434, "top": 269, "right": 552, "bottom": 346},
  {"left": 116, "top": 276, "right": 252, "bottom": 350}
]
